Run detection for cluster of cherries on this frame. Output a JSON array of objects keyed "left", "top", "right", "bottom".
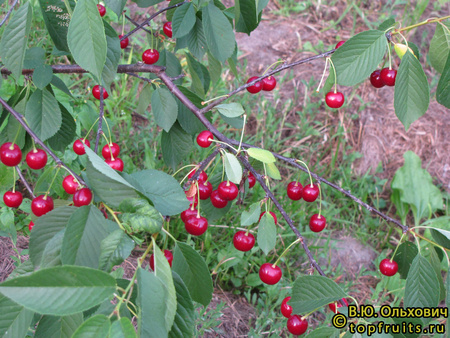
[
  {"left": 96, "top": 5, "right": 129, "bottom": 49},
  {"left": 369, "top": 68, "right": 397, "bottom": 88},
  {"left": 246, "top": 75, "right": 277, "bottom": 94}
]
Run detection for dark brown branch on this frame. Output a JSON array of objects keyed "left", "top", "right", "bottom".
[
  {"left": 0, "top": 0, "right": 19, "bottom": 28},
  {"left": 16, "top": 166, "right": 36, "bottom": 199},
  {"left": 124, "top": 14, "right": 153, "bottom": 35},
  {"left": 184, "top": 148, "right": 220, "bottom": 190}
]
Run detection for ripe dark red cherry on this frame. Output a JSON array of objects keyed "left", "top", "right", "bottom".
[
  {"left": 309, "top": 214, "right": 327, "bottom": 232},
  {"left": 281, "top": 296, "right": 293, "bottom": 318},
  {"left": 329, "top": 298, "right": 349, "bottom": 313},
  {"left": 210, "top": 190, "right": 228, "bottom": 208},
  {"left": 259, "top": 263, "right": 282, "bottom": 285},
  {"left": 105, "top": 157, "right": 124, "bottom": 172},
  {"left": 370, "top": 69, "right": 385, "bottom": 88},
  {"left": 259, "top": 211, "right": 277, "bottom": 225},
  {"left": 325, "top": 91, "right": 345, "bottom": 108},
  {"left": 118, "top": 34, "right": 129, "bottom": 49},
  {"left": 380, "top": 68, "right": 397, "bottom": 86},
  {"left": 198, "top": 181, "right": 213, "bottom": 200},
  {"left": 92, "top": 85, "right": 108, "bottom": 100},
  {"left": 73, "top": 188, "right": 93, "bottom": 207},
  {"left": 217, "top": 181, "right": 238, "bottom": 201},
  {"left": 262, "top": 76, "right": 276, "bottom": 91},
  {"left": 335, "top": 40, "right": 345, "bottom": 48},
  {"left": 31, "top": 195, "right": 54, "bottom": 217},
  {"left": 102, "top": 142, "right": 120, "bottom": 159},
  {"left": 302, "top": 184, "right": 319, "bottom": 202},
  {"left": 73, "top": 139, "right": 90, "bottom": 155},
  {"left": 233, "top": 231, "right": 255, "bottom": 252},
  {"left": 181, "top": 207, "right": 198, "bottom": 223},
  {"left": 97, "top": 4, "right": 106, "bottom": 16},
  {"left": 196, "top": 131, "right": 214, "bottom": 148},
  {"left": 247, "top": 172, "right": 256, "bottom": 188},
  {"left": 246, "top": 76, "right": 262, "bottom": 94},
  {"left": 149, "top": 249, "right": 173, "bottom": 270},
  {"left": 287, "top": 181, "right": 303, "bottom": 200},
  {"left": 62, "top": 175, "right": 79, "bottom": 194},
  {"left": 287, "top": 315, "right": 308, "bottom": 336},
  {"left": 184, "top": 215, "right": 208, "bottom": 236},
  {"left": 188, "top": 169, "right": 208, "bottom": 182},
  {"left": 142, "top": 49, "right": 159, "bottom": 64},
  {"left": 379, "top": 258, "right": 398, "bottom": 276},
  {"left": 0, "top": 142, "right": 22, "bottom": 166},
  {"left": 26, "top": 148, "right": 47, "bottom": 170},
  {"left": 28, "top": 221, "right": 34, "bottom": 231},
  {"left": 3, "top": 191, "right": 23, "bottom": 208},
  {"left": 163, "top": 22, "right": 172, "bottom": 38}
]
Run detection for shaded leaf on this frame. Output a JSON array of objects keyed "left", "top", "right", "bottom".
[
  {"left": 34, "top": 313, "right": 83, "bottom": 338},
  {"left": 151, "top": 88, "right": 178, "bottom": 132},
  {"left": 33, "top": 65, "right": 54, "bottom": 89},
  {"left": 104, "top": 0, "right": 127, "bottom": 17},
  {"left": 0, "top": 294, "right": 34, "bottom": 338},
  {"left": 161, "top": 122, "right": 193, "bottom": 171},
  {"left": 257, "top": 212, "right": 276, "bottom": 255},
  {"left": 241, "top": 202, "right": 261, "bottom": 226},
  {"left": 429, "top": 23, "right": 450, "bottom": 74},
  {"left": 235, "top": 0, "right": 258, "bottom": 35},
  {"left": 187, "top": 17, "right": 207, "bottom": 60},
  {"left": 168, "top": 272, "right": 195, "bottom": 338},
  {"left": 436, "top": 53, "right": 450, "bottom": 109},
  {"left": 72, "top": 314, "right": 110, "bottom": 337},
  {"left": 172, "top": 3, "right": 196, "bottom": 38},
  {"left": 98, "top": 230, "right": 135, "bottom": 272},
  {"left": 109, "top": 317, "right": 137, "bottom": 338},
  {"left": 38, "top": 0, "right": 71, "bottom": 52},
  {"left": 429, "top": 227, "right": 450, "bottom": 249},
  {"left": 393, "top": 241, "right": 418, "bottom": 279},
  {"left": 48, "top": 103, "right": 76, "bottom": 152},
  {"left": 186, "top": 53, "right": 210, "bottom": 97},
  {"left": 102, "top": 21, "right": 121, "bottom": 92}
]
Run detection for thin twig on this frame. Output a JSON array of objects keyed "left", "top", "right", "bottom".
[
  {"left": 0, "top": 0, "right": 19, "bottom": 28},
  {"left": 124, "top": 14, "right": 153, "bottom": 35},
  {"left": 15, "top": 166, "right": 35, "bottom": 198}
]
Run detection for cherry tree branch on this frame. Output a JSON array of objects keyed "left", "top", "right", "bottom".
[
  {"left": 0, "top": 64, "right": 165, "bottom": 75},
  {"left": 184, "top": 148, "right": 221, "bottom": 189},
  {"left": 15, "top": 166, "right": 36, "bottom": 199},
  {"left": 124, "top": 14, "right": 153, "bottom": 35}
]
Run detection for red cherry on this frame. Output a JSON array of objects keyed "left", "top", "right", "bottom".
[
  {"left": 328, "top": 298, "right": 349, "bottom": 314},
  {"left": 309, "top": 214, "right": 327, "bottom": 232},
  {"left": 185, "top": 192, "right": 198, "bottom": 208},
  {"left": 3, "top": 191, "right": 23, "bottom": 208},
  {"left": 370, "top": 69, "right": 385, "bottom": 88},
  {"left": 31, "top": 195, "right": 54, "bottom": 217},
  {"left": 142, "top": 49, "right": 159, "bottom": 64},
  {"left": 281, "top": 296, "right": 293, "bottom": 318},
  {"left": 379, "top": 258, "right": 398, "bottom": 277},
  {"left": 259, "top": 263, "right": 282, "bottom": 285},
  {"left": 97, "top": 4, "right": 106, "bottom": 16},
  {"left": 105, "top": 157, "right": 124, "bottom": 171},
  {"left": 181, "top": 207, "right": 198, "bottom": 223},
  {"left": 102, "top": 142, "right": 120, "bottom": 159},
  {"left": 259, "top": 211, "right": 277, "bottom": 225},
  {"left": 188, "top": 169, "right": 208, "bottom": 182},
  {"left": 163, "top": 22, "right": 172, "bottom": 38},
  {"left": 287, "top": 181, "right": 303, "bottom": 200},
  {"left": 73, "top": 139, "right": 90, "bottom": 155},
  {"left": 196, "top": 131, "right": 214, "bottom": 148},
  {"left": 335, "top": 40, "right": 345, "bottom": 48},
  {"left": 118, "top": 34, "right": 129, "bottom": 49},
  {"left": 246, "top": 76, "right": 262, "bottom": 94},
  {"left": 287, "top": 315, "right": 308, "bottom": 335},
  {"left": 92, "top": 85, "right": 108, "bottom": 100},
  {"left": 325, "top": 91, "right": 345, "bottom": 108},
  {"left": 26, "top": 148, "right": 47, "bottom": 170},
  {"left": 262, "top": 76, "right": 277, "bottom": 91},
  {"left": 73, "top": 188, "right": 93, "bottom": 207},
  {"left": 210, "top": 190, "right": 228, "bottom": 208},
  {"left": 217, "top": 181, "right": 238, "bottom": 201},
  {"left": 380, "top": 68, "right": 397, "bottom": 86},
  {"left": 302, "top": 184, "right": 319, "bottom": 202},
  {"left": 247, "top": 172, "right": 256, "bottom": 188},
  {"left": 28, "top": 221, "right": 34, "bottom": 231},
  {"left": 0, "top": 142, "right": 22, "bottom": 166},
  {"left": 184, "top": 215, "right": 208, "bottom": 236},
  {"left": 62, "top": 175, "right": 79, "bottom": 194},
  {"left": 149, "top": 249, "right": 173, "bottom": 270},
  {"left": 233, "top": 231, "right": 255, "bottom": 252},
  {"left": 198, "top": 181, "right": 213, "bottom": 200}
]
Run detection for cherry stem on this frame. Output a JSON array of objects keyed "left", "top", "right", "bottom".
[
  {"left": 262, "top": 60, "right": 284, "bottom": 76},
  {"left": 318, "top": 183, "right": 323, "bottom": 218},
  {"left": 409, "top": 227, "right": 450, "bottom": 253},
  {"left": 102, "top": 115, "right": 113, "bottom": 145},
  {"left": 296, "top": 159, "right": 313, "bottom": 187},
  {"left": 59, "top": 165, "right": 83, "bottom": 187},
  {"left": 392, "top": 15, "right": 450, "bottom": 35},
  {"left": 386, "top": 39, "right": 392, "bottom": 70},
  {"left": 173, "top": 164, "right": 197, "bottom": 179},
  {"left": 84, "top": 116, "right": 100, "bottom": 142},
  {"left": 201, "top": 94, "right": 229, "bottom": 105},
  {"left": 390, "top": 233, "right": 406, "bottom": 262},
  {"left": 210, "top": 139, "right": 238, "bottom": 153},
  {"left": 12, "top": 167, "right": 16, "bottom": 193},
  {"left": 236, "top": 114, "right": 247, "bottom": 154},
  {"left": 103, "top": 203, "right": 126, "bottom": 232},
  {"left": 316, "top": 57, "right": 330, "bottom": 92},
  {"left": 101, "top": 132, "right": 115, "bottom": 160},
  {"left": 94, "top": 87, "right": 105, "bottom": 153},
  {"left": 45, "top": 166, "right": 61, "bottom": 196},
  {"left": 273, "top": 238, "right": 302, "bottom": 267},
  {"left": 161, "top": 227, "right": 177, "bottom": 243},
  {"left": 327, "top": 57, "right": 338, "bottom": 93},
  {"left": 195, "top": 180, "right": 201, "bottom": 217}
]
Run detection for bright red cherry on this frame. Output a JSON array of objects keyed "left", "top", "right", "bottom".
[
  {"left": 149, "top": 249, "right": 173, "bottom": 270},
  {"left": 379, "top": 258, "right": 398, "bottom": 277},
  {"left": 31, "top": 195, "right": 54, "bottom": 217},
  {"left": 335, "top": 40, "right": 345, "bottom": 48},
  {"left": 259, "top": 263, "right": 282, "bottom": 285},
  {"left": 3, "top": 191, "right": 23, "bottom": 208},
  {"left": 196, "top": 131, "right": 214, "bottom": 148},
  {"left": 246, "top": 76, "right": 262, "bottom": 94},
  {"left": 287, "top": 315, "right": 308, "bottom": 335},
  {"left": 73, "top": 139, "right": 90, "bottom": 155},
  {"left": 217, "top": 181, "right": 238, "bottom": 201},
  {"left": 92, "top": 85, "right": 108, "bottom": 100},
  {"left": 287, "top": 181, "right": 303, "bottom": 200},
  {"left": 97, "top": 4, "right": 106, "bottom": 16},
  {"left": 370, "top": 69, "right": 385, "bottom": 88},
  {"left": 210, "top": 190, "right": 228, "bottom": 208},
  {"left": 247, "top": 172, "right": 256, "bottom": 188},
  {"left": 329, "top": 298, "right": 349, "bottom": 313},
  {"left": 73, "top": 188, "right": 93, "bottom": 207},
  {"left": 380, "top": 68, "right": 397, "bottom": 86},
  {"left": 118, "top": 34, "right": 129, "bottom": 49},
  {"left": 181, "top": 207, "right": 198, "bottom": 223},
  {"left": 198, "top": 181, "right": 213, "bottom": 200},
  {"left": 26, "top": 148, "right": 47, "bottom": 170},
  {"left": 163, "top": 22, "right": 172, "bottom": 38},
  {"left": 184, "top": 215, "right": 208, "bottom": 236},
  {"left": 62, "top": 175, "right": 79, "bottom": 194},
  {"left": 309, "top": 214, "right": 327, "bottom": 232},
  {"left": 105, "top": 157, "right": 124, "bottom": 172},
  {"left": 142, "top": 49, "right": 159, "bottom": 64},
  {"left": 28, "top": 221, "right": 34, "bottom": 231},
  {"left": 102, "top": 142, "right": 120, "bottom": 159},
  {"left": 233, "top": 231, "right": 255, "bottom": 252},
  {"left": 259, "top": 211, "right": 277, "bottom": 225},
  {"left": 188, "top": 169, "right": 208, "bottom": 182},
  {"left": 281, "top": 296, "right": 293, "bottom": 318},
  {"left": 325, "top": 91, "right": 345, "bottom": 108},
  {"left": 0, "top": 142, "right": 22, "bottom": 166},
  {"left": 262, "top": 76, "right": 276, "bottom": 91},
  {"left": 302, "top": 184, "right": 319, "bottom": 202}
]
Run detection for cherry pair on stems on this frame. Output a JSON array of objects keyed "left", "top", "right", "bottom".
[{"left": 0, "top": 143, "right": 47, "bottom": 169}]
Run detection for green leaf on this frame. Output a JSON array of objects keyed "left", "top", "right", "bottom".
[
  {"left": 331, "top": 30, "right": 386, "bottom": 86},
  {"left": 201, "top": 195, "right": 232, "bottom": 223},
  {"left": 68, "top": 0, "right": 107, "bottom": 82},
  {"left": 207, "top": 52, "right": 222, "bottom": 85},
  {"left": 186, "top": 53, "right": 210, "bottom": 97},
  {"left": 172, "top": 242, "right": 213, "bottom": 307},
  {"left": 40, "top": 230, "right": 65, "bottom": 268},
  {"left": 215, "top": 103, "right": 245, "bottom": 118},
  {"left": 168, "top": 272, "right": 195, "bottom": 338},
  {"left": 202, "top": 2, "right": 236, "bottom": 62},
  {"left": 429, "top": 227, "right": 450, "bottom": 249},
  {"left": 223, "top": 152, "right": 243, "bottom": 184},
  {"left": 102, "top": 21, "right": 121, "bottom": 92},
  {"left": 241, "top": 202, "right": 261, "bottom": 226},
  {"left": 48, "top": 103, "right": 76, "bottom": 152},
  {"left": 436, "top": 53, "right": 450, "bottom": 109},
  {"left": 0, "top": 2, "right": 32, "bottom": 78},
  {"left": 134, "top": 0, "right": 164, "bottom": 8},
  {"left": 120, "top": 199, "right": 163, "bottom": 233},
  {"left": 136, "top": 83, "right": 152, "bottom": 115},
  {"left": 104, "top": 0, "right": 127, "bottom": 17},
  {"left": 305, "top": 327, "right": 339, "bottom": 338},
  {"left": 290, "top": 275, "right": 347, "bottom": 314},
  {"left": 257, "top": 212, "right": 276, "bottom": 255},
  {"left": 72, "top": 314, "right": 110, "bottom": 337},
  {"left": 38, "top": 0, "right": 71, "bottom": 52},
  {"left": 50, "top": 76, "right": 73, "bottom": 97},
  {"left": 24, "top": 46, "right": 45, "bottom": 69},
  {"left": 161, "top": 122, "right": 193, "bottom": 171},
  {"left": 235, "top": 0, "right": 258, "bottom": 35},
  {"left": 172, "top": 3, "right": 196, "bottom": 38},
  {"left": 394, "top": 51, "right": 430, "bottom": 130},
  {"left": 34, "top": 313, "right": 83, "bottom": 338},
  {"left": 426, "top": 246, "right": 445, "bottom": 301},
  {"left": 0, "top": 294, "right": 34, "bottom": 338},
  {"left": 247, "top": 147, "right": 276, "bottom": 163},
  {"left": 98, "top": 230, "right": 134, "bottom": 272},
  {"left": 151, "top": 88, "right": 178, "bottom": 132},
  {"left": 266, "top": 162, "right": 281, "bottom": 180},
  {"left": 109, "top": 317, "right": 137, "bottom": 338},
  {"left": 187, "top": 18, "right": 207, "bottom": 60},
  {"left": 393, "top": 241, "right": 418, "bottom": 279},
  {"left": 377, "top": 18, "right": 396, "bottom": 31},
  {"left": 25, "top": 88, "right": 62, "bottom": 141},
  {"left": 34, "top": 166, "right": 65, "bottom": 197},
  {"left": 429, "top": 23, "right": 450, "bottom": 74},
  {"left": 0, "top": 266, "right": 116, "bottom": 316},
  {"left": 447, "top": 272, "right": 450, "bottom": 334},
  {"left": 33, "top": 65, "right": 54, "bottom": 89}
]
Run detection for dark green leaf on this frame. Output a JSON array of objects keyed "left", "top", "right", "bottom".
[
  {"left": 377, "top": 18, "right": 396, "bottom": 31},
  {"left": 429, "top": 23, "right": 450, "bottom": 74},
  {"left": 104, "top": 0, "right": 127, "bottom": 17},
  {"left": 161, "top": 122, "right": 193, "bottom": 171},
  {"left": 151, "top": 88, "right": 178, "bottom": 132},
  {"left": 24, "top": 47, "right": 45, "bottom": 69},
  {"left": 40, "top": 230, "right": 65, "bottom": 268},
  {"left": 98, "top": 230, "right": 134, "bottom": 272},
  {"left": 436, "top": 53, "right": 450, "bottom": 109},
  {"left": 235, "top": 0, "right": 258, "bottom": 35},
  {"left": 305, "top": 327, "right": 339, "bottom": 338},
  {"left": 109, "top": 317, "right": 137, "bottom": 338},
  {"left": 0, "top": 165, "right": 14, "bottom": 191},
  {"left": 172, "top": 3, "right": 196, "bottom": 38},
  {"left": 241, "top": 202, "right": 261, "bottom": 226},
  {"left": 426, "top": 245, "right": 445, "bottom": 301},
  {"left": 38, "top": 0, "right": 71, "bottom": 52},
  {"left": 121, "top": 203, "right": 163, "bottom": 233},
  {"left": 72, "top": 314, "right": 110, "bottom": 337},
  {"left": 393, "top": 242, "right": 418, "bottom": 279},
  {"left": 0, "top": 294, "right": 34, "bottom": 338},
  {"left": 48, "top": 103, "right": 76, "bottom": 152},
  {"left": 35, "top": 313, "right": 83, "bottom": 338},
  {"left": 168, "top": 272, "right": 195, "bottom": 338},
  {"left": 102, "top": 21, "right": 121, "bottom": 92},
  {"left": 201, "top": 195, "right": 232, "bottom": 223},
  {"left": 207, "top": 52, "right": 222, "bottom": 84},
  {"left": 136, "top": 83, "right": 152, "bottom": 115},
  {"left": 430, "top": 227, "right": 450, "bottom": 249},
  {"left": 33, "top": 65, "right": 54, "bottom": 89},
  {"left": 50, "top": 76, "right": 73, "bottom": 97},
  {"left": 176, "top": 86, "right": 206, "bottom": 134},
  {"left": 162, "top": 50, "right": 183, "bottom": 79},
  {"left": 187, "top": 18, "right": 207, "bottom": 60},
  {"left": 257, "top": 212, "right": 276, "bottom": 255},
  {"left": 133, "top": 0, "right": 163, "bottom": 8},
  {"left": 215, "top": 103, "right": 245, "bottom": 118},
  {"left": 186, "top": 53, "right": 210, "bottom": 97}
]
